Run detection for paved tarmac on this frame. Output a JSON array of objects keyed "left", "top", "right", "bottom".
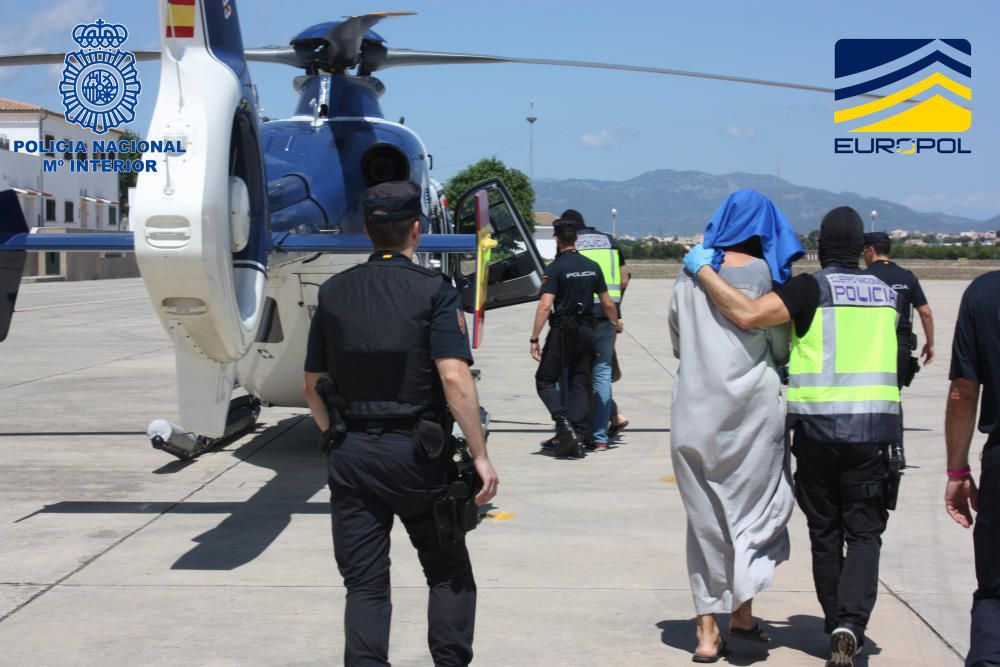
[{"left": 0, "top": 276, "right": 987, "bottom": 666}]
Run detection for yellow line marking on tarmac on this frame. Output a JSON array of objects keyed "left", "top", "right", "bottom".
[
  {"left": 660, "top": 475, "right": 677, "bottom": 484},
  {"left": 481, "top": 512, "right": 517, "bottom": 521}
]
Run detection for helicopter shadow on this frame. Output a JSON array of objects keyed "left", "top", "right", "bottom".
[
  {"left": 170, "top": 415, "right": 329, "bottom": 570},
  {"left": 17, "top": 416, "right": 332, "bottom": 571}
]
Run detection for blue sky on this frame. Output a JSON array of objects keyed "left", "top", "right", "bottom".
[{"left": 1, "top": 0, "right": 997, "bottom": 220}]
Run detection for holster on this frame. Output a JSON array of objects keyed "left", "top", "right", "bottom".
[
  {"left": 412, "top": 411, "right": 455, "bottom": 460},
  {"left": 314, "top": 378, "right": 347, "bottom": 455},
  {"left": 901, "top": 355, "right": 920, "bottom": 387},
  {"left": 883, "top": 442, "right": 905, "bottom": 511},
  {"left": 432, "top": 435, "right": 483, "bottom": 545}
]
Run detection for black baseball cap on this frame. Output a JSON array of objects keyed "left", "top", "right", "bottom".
[
  {"left": 362, "top": 181, "right": 423, "bottom": 225},
  {"left": 863, "top": 231, "right": 890, "bottom": 245}
]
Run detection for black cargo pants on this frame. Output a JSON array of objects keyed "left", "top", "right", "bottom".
[
  {"left": 535, "top": 321, "right": 594, "bottom": 434},
  {"left": 792, "top": 431, "right": 889, "bottom": 640},
  {"left": 967, "top": 438, "right": 1000, "bottom": 667},
  {"left": 327, "top": 430, "right": 476, "bottom": 667}
]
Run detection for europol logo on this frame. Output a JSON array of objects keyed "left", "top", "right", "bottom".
[
  {"left": 833, "top": 39, "right": 971, "bottom": 155},
  {"left": 59, "top": 19, "right": 141, "bottom": 135}
]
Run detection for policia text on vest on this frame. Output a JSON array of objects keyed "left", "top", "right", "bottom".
[{"left": 786, "top": 270, "right": 901, "bottom": 445}]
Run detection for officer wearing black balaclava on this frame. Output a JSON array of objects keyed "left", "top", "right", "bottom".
[{"left": 682, "top": 206, "right": 901, "bottom": 667}]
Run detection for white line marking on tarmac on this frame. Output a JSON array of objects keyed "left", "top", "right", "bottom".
[{"left": 17, "top": 296, "right": 147, "bottom": 311}]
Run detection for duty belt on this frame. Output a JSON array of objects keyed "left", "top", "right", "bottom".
[
  {"left": 549, "top": 311, "right": 585, "bottom": 330},
  {"left": 344, "top": 416, "right": 419, "bottom": 435}
]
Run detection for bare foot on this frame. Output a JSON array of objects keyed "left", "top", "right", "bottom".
[{"left": 695, "top": 614, "right": 723, "bottom": 658}]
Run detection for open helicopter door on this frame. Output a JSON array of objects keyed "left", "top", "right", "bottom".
[
  {"left": 453, "top": 180, "right": 545, "bottom": 336},
  {"left": 132, "top": 0, "right": 269, "bottom": 438}
]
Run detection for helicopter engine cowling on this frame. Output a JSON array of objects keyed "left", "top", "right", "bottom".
[{"left": 134, "top": 1, "right": 268, "bottom": 365}]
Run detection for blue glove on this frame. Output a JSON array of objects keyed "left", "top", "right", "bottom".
[{"left": 683, "top": 243, "right": 716, "bottom": 276}]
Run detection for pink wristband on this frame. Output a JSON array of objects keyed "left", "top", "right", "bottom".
[{"left": 947, "top": 467, "right": 972, "bottom": 479}]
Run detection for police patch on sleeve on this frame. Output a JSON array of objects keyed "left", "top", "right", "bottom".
[{"left": 456, "top": 308, "right": 467, "bottom": 335}]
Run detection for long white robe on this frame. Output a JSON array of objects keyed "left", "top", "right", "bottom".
[{"left": 668, "top": 258, "right": 794, "bottom": 615}]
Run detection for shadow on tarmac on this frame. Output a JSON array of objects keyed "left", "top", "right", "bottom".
[
  {"left": 169, "top": 416, "right": 328, "bottom": 570},
  {"left": 14, "top": 416, "right": 331, "bottom": 571},
  {"left": 657, "top": 614, "right": 881, "bottom": 665}
]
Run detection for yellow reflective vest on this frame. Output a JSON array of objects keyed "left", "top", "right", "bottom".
[
  {"left": 786, "top": 267, "right": 901, "bottom": 443},
  {"left": 576, "top": 228, "right": 622, "bottom": 305}
]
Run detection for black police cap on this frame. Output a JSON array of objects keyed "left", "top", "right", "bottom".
[
  {"left": 362, "top": 181, "right": 423, "bottom": 225},
  {"left": 863, "top": 231, "right": 891, "bottom": 245},
  {"left": 560, "top": 208, "right": 586, "bottom": 230}
]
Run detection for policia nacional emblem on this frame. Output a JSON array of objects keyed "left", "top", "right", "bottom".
[{"left": 59, "top": 19, "right": 141, "bottom": 134}]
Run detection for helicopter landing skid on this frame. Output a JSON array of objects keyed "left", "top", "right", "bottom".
[{"left": 148, "top": 396, "right": 261, "bottom": 461}]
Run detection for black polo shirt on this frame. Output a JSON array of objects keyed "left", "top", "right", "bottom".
[
  {"left": 949, "top": 271, "right": 1000, "bottom": 435},
  {"left": 304, "top": 251, "right": 472, "bottom": 373},
  {"left": 865, "top": 259, "right": 927, "bottom": 333},
  {"left": 541, "top": 249, "right": 608, "bottom": 323},
  {"left": 773, "top": 272, "right": 821, "bottom": 337}
]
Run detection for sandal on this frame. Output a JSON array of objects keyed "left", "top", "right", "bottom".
[
  {"left": 728, "top": 622, "right": 771, "bottom": 644},
  {"left": 692, "top": 639, "right": 728, "bottom": 663}
]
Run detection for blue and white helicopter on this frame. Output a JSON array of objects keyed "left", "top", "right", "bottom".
[{"left": 0, "top": 2, "right": 849, "bottom": 459}]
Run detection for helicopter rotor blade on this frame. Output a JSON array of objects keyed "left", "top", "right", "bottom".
[
  {"left": 374, "top": 48, "right": 885, "bottom": 100},
  {"left": 323, "top": 11, "right": 414, "bottom": 67},
  {"left": 244, "top": 46, "right": 299, "bottom": 67},
  {"left": 0, "top": 51, "right": 160, "bottom": 67}
]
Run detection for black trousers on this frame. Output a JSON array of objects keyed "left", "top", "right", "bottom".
[
  {"left": 968, "top": 439, "right": 1000, "bottom": 667},
  {"left": 327, "top": 431, "right": 476, "bottom": 667},
  {"left": 535, "top": 322, "right": 594, "bottom": 433},
  {"left": 792, "top": 431, "right": 889, "bottom": 638}
]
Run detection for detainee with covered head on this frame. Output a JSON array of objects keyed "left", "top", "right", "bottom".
[
  {"left": 669, "top": 190, "right": 802, "bottom": 662},
  {"left": 684, "top": 205, "right": 901, "bottom": 667}
]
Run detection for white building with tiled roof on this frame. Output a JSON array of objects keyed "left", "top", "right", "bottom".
[{"left": 0, "top": 96, "right": 122, "bottom": 230}]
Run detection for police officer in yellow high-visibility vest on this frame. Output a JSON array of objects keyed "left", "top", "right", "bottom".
[
  {"left": 559, "top": 209, "right": 629, "bottom": 449},
  {"left": 684, "top": 207, "right": 900, "bottom": 667}
]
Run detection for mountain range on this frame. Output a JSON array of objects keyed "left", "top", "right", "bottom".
[{"left": 532, "top": 169, "right": 998, "bottom": 237}]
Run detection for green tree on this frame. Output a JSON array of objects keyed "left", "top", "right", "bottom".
[
  {"left": 444, "top": 158, "right": 535, "bottom": 231},
  {"left": 118, "top": 127, "right": 143, "bottom": 214}
]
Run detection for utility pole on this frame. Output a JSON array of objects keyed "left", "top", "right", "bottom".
[
  {"left": 611, "top": 208, "right": 618, "bottom": 238},
  {"left": 526, "top": 102, "right": 538, "bottom": 183},
  {"left": 870, "top": 209, "right": 878, "bottom": 233}
]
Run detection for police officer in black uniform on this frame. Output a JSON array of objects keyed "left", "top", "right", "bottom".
[
  {"left": 863, "top": 231, "right": 936, "bottom": 388},
  {"left": 303, "top": 181, "right": 498, "bottom": 667},
  {"left": 529, "top": 218, "right": 622, "bottom": 458}
]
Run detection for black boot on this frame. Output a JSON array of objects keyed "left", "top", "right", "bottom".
[{"left": 554, "top": 417, "right": 582, "bottom": 458}]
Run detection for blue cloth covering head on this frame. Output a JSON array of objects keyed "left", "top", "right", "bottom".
[{"left": 702, "top": 189, "right": 804, "bottom": 285}]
